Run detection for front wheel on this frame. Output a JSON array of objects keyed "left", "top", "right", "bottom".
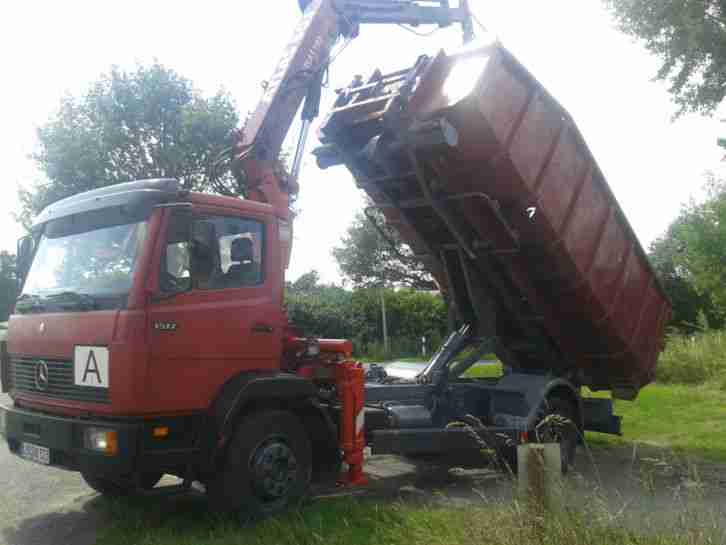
[{"left": 207, "top": 410, "right": 312, "bottom": 520}]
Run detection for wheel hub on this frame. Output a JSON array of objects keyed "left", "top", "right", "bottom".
[{"left": 250, "top": 438, "right": 298, "bottom": 501}]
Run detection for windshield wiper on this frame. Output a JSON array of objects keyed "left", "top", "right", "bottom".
[
  {"left": 15, "top": 293, "right": 45, "bottom": 314},
  {"left": 43, "top": 291, "right": 98, "bottom": 311}
]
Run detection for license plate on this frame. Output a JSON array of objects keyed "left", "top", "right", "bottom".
[{"left": 20, "top": 442, "right": 50, "bottom": 465}]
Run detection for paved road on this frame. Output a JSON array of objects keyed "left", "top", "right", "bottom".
[{"left": 0, "top": 394, "right": 99, "bottom": 545}]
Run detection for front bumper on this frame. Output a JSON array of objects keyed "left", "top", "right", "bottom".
[{"left": 0, "top": 403, "right": 202, "bottom": 477}]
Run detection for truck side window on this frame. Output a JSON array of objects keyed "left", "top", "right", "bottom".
[{"left": 198, "top": 215, "right": 265, "bottom": 289}]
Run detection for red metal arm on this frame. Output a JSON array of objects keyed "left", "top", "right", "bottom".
[
  {"left": 237, "top": 0, "right": 342, "bottom": 164},
  {"left": 232, "top": 0, "right": 474, "bottom": 215},
  {"left": 230, "top": 0, "right": 340, "bottom": 215}
]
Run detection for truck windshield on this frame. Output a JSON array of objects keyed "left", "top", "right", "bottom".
[{"left": 18, "top": 220, "right": 148, "bottom": 312}]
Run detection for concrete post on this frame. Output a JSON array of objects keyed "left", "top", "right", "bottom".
[{"left": 517, "top": 443, "right": 563, "bottom": 512}]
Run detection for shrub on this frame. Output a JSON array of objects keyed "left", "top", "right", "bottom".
[
  {"left": 656, "top": 330, "right": 726, "bottom": 384},
  {"left": 284, "top": 272, "right": 448, "bottom": 359}
]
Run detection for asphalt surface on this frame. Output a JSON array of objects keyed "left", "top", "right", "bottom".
[{"left": 0, "top": 393, "right": 99, "bottom": 545}]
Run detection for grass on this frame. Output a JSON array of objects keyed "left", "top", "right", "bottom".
[
  {"left": 586, "top": 383, "right": 726, "bottom": 462},
  {"left": 89, "top": 383, "right": 726, "bottom": 545},
  {"left": 463, "top": 361, "right": 503, "bottom": 378},
  {"left": 94, "top": 496, "right": 719, "bottom": 545},
  {"left": 583, "top": 329, "right": 726, "bottom": 461},
  {"left": 95, "top": 332, "right": 726, "bottom": 544},
  {"left": 92, "top": 377, "right": 725, "bottom": 545}
]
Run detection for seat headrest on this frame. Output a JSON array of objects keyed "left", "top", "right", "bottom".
[{"left": 230, "top": 237, "right": 253, "bottom": 262}]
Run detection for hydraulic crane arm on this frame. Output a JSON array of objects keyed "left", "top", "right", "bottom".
[
  {"left": 234, "top": 0, "right": 473, "bottom": 188},
  {"left": 237, "top": 0, "right": 341, "bottom": 164},
  {"left": 326, "top": 0, "right": 473, "bottom": 38}
]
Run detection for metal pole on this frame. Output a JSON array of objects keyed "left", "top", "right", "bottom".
[
  {"left": 460, "top": 0, "right": 475, "bottom": 44},
  {"left": 380, "top": 289, "right": 389, "bottom": 358},
  {"left": 290, "top": 119, "right": 313, "bottom": 182}
]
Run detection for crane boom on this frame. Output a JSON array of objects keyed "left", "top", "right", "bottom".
[
  {"left": 238, "top": 0, "right": 341, "bottom": 162},
  {"left": 234, "top": 0, "right": 473, "bottom": 187}
]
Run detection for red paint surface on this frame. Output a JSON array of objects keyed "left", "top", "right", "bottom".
[
  {"left": 320, "top": 44, "right": 671, "bottom": 391},
  {"left": 9, "top": 194, "right": 288, "bottom": 416},
  {"left": 430, "top": 47, "right": 670, "bottom": 389}
]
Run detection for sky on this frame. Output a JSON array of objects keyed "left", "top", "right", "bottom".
[{"left": 0, "top": 1, "right": 723, "bottom": 284}]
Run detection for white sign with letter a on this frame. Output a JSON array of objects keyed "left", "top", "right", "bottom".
[{"left": 74, "top": 346, "right": 109, "bottom": 388}]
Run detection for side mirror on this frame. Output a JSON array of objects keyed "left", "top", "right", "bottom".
[
  {"left": 166, "top": 207, "right": 193, "bottom": 245},
  {"left": 189, "top": 221, "right": 218, "bottom": 283},
  {"left": 192, "top": 221, "right": 217, "bottom": 254},
  {"left": 155, "top": 208, "right": 193, "bottom": 299},
  {"left": 16, "top": 235, "right": 35, "bottom": 287}
]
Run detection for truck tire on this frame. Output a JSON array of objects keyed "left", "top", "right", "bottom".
[
  {"left": 207, "top": 410, "right": 312, "bottom": 520},
  {"left": 81, "top": 471, "right": 163, "bottom": 497},
  {"left": 534, "top": 397, "right": 578, "bottom": 474}
]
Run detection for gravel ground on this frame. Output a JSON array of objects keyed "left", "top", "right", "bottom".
[{"left": 352, "top": 443, "right": 726, "bottom": 534}]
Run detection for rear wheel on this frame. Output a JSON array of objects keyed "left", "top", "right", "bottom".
[
  {"left": 81, "top": 471, "right": 163, "bottom": 497},
  {"left": 534, "top": 397, "right": 579, "bottom": 473},
  {"left": 207, "top": 410, "right": 312, "bottom": 520}
]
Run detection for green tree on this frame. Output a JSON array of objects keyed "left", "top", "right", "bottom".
[
  {"left": 285, "top": 270, "right": 355, "bottom": 339},
  {"left": 0, "top": 253, "right": 17, "bottom": 322},
  {"left": 20, "top": 63, "right": 239, "bottom": 227},
  {"left": 332, "top": 205, "right": 436, "bottom": 290},
  {"left": 605, "top": 0, "right": 726, "bottom": 115},
  {"left": 649, "top": 218, "right": 721, "bottom": 332},
  {"left": 289, "top": 270, "right": 322, "bottom": 294},
  {"left": 674, "top": 175, "right": 726, "bottom": 315}
]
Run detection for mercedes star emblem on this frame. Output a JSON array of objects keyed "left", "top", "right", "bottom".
[{"left": 35, "top": 361, "right": 49, "bottom": 391}]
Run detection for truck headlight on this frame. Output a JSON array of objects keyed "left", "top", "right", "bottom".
[{"left": 83, "top": 427, "right": 118, "bottom": 455}]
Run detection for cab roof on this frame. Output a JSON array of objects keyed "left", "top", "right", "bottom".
[
  {"left": 33, "top": 179, "right": 278, "bottom": 228},
  {"left": 33, "top": 179, "right": 180, "bottom": 228}
]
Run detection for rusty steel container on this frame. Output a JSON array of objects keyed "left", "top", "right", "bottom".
[{"left": 318, "top": 43, "right": 671, "bottom": 395}]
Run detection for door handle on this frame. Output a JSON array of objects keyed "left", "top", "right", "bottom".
[{"left": 251, "top": 323, "right": 274, "bottom": 334}]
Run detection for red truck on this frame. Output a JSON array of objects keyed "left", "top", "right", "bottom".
[{"left": 0, "top": 0, "right": 670, "bottom": 520}]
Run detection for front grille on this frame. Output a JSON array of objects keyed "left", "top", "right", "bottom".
[{"left": 10, "top": 357, "right": 110, "bottom": 404}]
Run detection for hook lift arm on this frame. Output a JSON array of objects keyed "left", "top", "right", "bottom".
[
  {"left": 231, "top": 0, "right": 474, "bottom": 205},
  {"left": 321, "top": 1, "right": 474, "bottom": 41}
]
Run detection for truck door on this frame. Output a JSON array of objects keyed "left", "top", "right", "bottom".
[{"left": 147, "top": 209, "right": 284, "bottom": 411}]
